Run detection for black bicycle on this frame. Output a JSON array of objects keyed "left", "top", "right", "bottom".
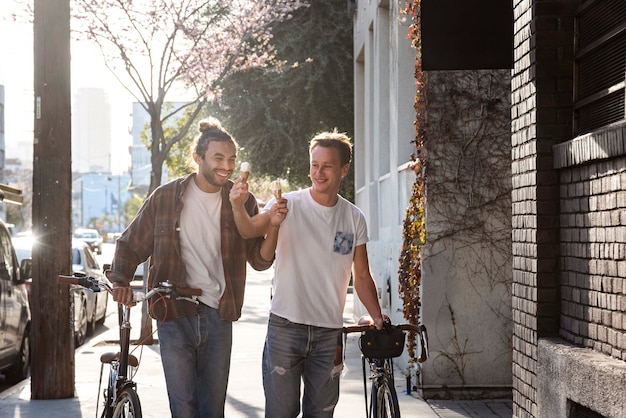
[
  {"left": 57, "top": 273, "right": 201, "bottom": 418},
  {"left": 342, "top": 320, "right": 428, "bottom": 418}
]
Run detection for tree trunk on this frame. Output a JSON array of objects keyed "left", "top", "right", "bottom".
[{"left": 31, "top": 0, "right": 74, "bottom": 399}]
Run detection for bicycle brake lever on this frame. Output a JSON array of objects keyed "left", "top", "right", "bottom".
[{"left": 78, "top": 276, "right": 101, "bottom": 292}]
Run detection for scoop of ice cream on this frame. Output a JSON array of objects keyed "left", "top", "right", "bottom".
[
  {"left": 270, "top": 179, "right": 282, "bottom": 199},
  {"left": 239, "top": 162, "right": 251, "bottom": 182}
]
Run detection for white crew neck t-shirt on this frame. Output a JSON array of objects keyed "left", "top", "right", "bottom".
[
  {"left": 266, "top": 188, "right": 368, "bottom": 328},
  {"left": 179, "top": 178, "right": 225, "bottom": 309}
]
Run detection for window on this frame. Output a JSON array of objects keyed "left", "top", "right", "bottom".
[
  {"left": 0, "top": 229, "right": 15, "bottom": 280},
  {"left": 73, "top": 248, "right": 82, "bottom": 266},
  {"left": 574, "top": 0, "right": 626, "bottom": 135},
  {"left": 84, "top": 247, "right": 99, "bottom": 270}
]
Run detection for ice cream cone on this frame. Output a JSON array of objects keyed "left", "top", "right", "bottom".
[
  {"left": 239, "top": 162, "right": 251, "bottom": 183},
  {"left": 270, "top": 179, "right": 282, "bottom": 199}
]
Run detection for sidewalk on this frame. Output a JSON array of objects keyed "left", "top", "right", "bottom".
[{"left": 0, "top": 266, "right": 511, "bottom": 417}]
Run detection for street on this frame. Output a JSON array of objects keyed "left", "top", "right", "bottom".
[{"left": 0, "top": 243, "right": 119, "bottom": 394}]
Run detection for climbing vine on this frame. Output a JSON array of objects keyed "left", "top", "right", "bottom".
[{"left": 397, "top": 0, "right": 425, "bottom": 359}]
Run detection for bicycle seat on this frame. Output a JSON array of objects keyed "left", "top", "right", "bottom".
[{"left": 101, "top": 352, "right": 139, "bottom": 367}]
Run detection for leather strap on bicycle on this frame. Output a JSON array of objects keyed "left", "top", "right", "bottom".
[{"left": 175, "top": 286, "right": 202, "bottom": 297}]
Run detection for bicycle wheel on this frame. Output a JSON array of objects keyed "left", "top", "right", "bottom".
[
  {"left": 375, "top": 377, "right": 401, "bottom": 418},
  {"left": 112, "top": 386, "right": 142, "bottom": 418},
  {"left": 101, "top": 373, "right": 115, "bottom": 418}
]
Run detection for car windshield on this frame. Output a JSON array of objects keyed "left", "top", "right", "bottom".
[{"left": 75, "top": 231, "right": 98, "bottom": 239}]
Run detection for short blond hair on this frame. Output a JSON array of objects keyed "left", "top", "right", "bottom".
[{"left": 309, "top": 129, "right": 352, "bottom": 166}]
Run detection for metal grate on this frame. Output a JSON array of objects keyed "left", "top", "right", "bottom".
[
  {"left": 577, "top": 35, "right": 626, "bottom": 100},
  {"left": 574, "top": 0, "right": 626, "bottom": 135},
  {"left": 577, "top": 89, "right": 625, "bottom": 135},
  {"left": 577, "top": 0, "right": 626, "bottom": 49}
]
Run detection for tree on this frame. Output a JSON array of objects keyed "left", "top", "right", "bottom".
[
  {"left": 73, "top": 0, "right": 308, "bottom": 195},
  {"left": 71, "top": 0, "right": 308, "bottom": 343},
  {"left": 217, "top": 0, "right": 355, "bottom": 200}
]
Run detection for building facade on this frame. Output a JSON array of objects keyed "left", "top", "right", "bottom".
[
  {"left": 351, "top": 0, "right": 513, "bottom": 398},
  {"left": 72, "top": 172, "right": 131, "bottom": 234},
  {"left": 72, "top": 87, "right": 113, "bottom": 173},
  {"left": 513, "top": 1, "right": 626, "bottom": 417},
  {"left": 129, "top": 101, "right": 185, "bottom": 193},
  {"left": 355, "top": 0, "right": 626, "bottom": 417}
]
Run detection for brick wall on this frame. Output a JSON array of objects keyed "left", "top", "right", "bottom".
[
  {"left": 555, "top": 125, "right": 626, "bottom": 358},
  {"left": 511, "top": 0, "right": 576, "bottom": 416}
]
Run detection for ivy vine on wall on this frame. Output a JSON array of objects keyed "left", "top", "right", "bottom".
[{"left": 397, "top": 0, "right": 425, "bottom": 359}]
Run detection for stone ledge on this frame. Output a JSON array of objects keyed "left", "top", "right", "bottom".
[
  {"left": 553, "top": 121, "right": 626, "bottom": 169},
  {"left": 537, "top": 337, "right": 626, "bottom": 418}
]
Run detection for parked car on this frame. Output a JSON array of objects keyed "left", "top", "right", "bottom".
[
  {"left": 12, "top": 236, "right": 110, "bottom": 346},
  {"left": 0, "top": 220, "right": 31, "bottom": 384},
  {"left": 73, "top": 228, "right": 103, "bottom": 254}
]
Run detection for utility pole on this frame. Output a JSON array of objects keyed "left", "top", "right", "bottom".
[{"left": 31, "top": 0, "right": 74, "bottom": 399}]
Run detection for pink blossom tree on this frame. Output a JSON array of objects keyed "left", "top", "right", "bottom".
[
  {"left": 73, "top": 0, "right": 308, "bottom": 194},
  {"left": 70, "top": 0, "right": 307, "bottom": 343}
]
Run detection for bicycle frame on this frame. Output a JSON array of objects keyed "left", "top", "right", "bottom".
[
  {"left": 342, "top": 322, "right": 429, "bottom": 418},
  {"left": 362, "top": 357, "right": 400, "bottom": 418},
  {"left": 96, "top": 301, "right": 140, "bottom": 418},
  {"left": 57, "top": 274, "right": 201, "bottom": 418}
]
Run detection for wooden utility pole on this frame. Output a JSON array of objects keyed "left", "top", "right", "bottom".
[{"left": 31, "top": 0, "right": 74, "bottom": 399}]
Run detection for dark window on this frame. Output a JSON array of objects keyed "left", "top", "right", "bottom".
[
  {"left": 568, "top": 400, "right": 606, "bottom": 418},
  {"left": 574, "top": 0, "right": 626, "bottom": 135},
  {"left": 420, "top": 0, "right": 513, "bottom": 70}
]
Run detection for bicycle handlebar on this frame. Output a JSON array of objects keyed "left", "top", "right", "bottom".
[
  {"left": 342, "top": 323, "right": 423, "bottom": 335},
  {"left": 58, "top": 274, "right": 109, "bottom": 293},
  {"left": 342, "top": 322, "right": 429, "bottom": 363},
  {"left": 57, "top": 274, "right": 202, "bottom": 301}
]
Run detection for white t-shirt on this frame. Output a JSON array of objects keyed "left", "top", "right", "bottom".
[
  {"left": 265, "top": 188, "right": 368, "bottom": 328},
  {"left": 179, "top": 179, "right": 225, "bottom": 309}
]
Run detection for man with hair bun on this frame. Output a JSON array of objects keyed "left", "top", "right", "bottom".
[{"left": 106, "top": 117, "right": 283, "bottom": 418}]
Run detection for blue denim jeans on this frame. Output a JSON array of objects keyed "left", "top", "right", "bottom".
[
  {"left": 157, "top": 303, "right": 233, "bottom": 418},
  {"left": 263, "top": 313, "right": 343, "bottom": 418}
]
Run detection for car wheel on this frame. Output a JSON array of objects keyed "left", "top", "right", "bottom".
[
  {"left": 75, "top": 300, "right": 88, "bottom": 347},
  {"left": 5, "top": 327, "right": 30, "bottom": 384}
]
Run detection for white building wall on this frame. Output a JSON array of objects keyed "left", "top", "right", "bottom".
[
  {"left": 352, "top": 0, "right": 513, "bottom": 397},
  {"left": 352, "top": 1, "right": 417, "bottom": 334}
]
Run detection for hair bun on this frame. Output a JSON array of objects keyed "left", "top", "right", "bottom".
[{"left": 198, "top": 117, "right": 223, "bottom": 133}]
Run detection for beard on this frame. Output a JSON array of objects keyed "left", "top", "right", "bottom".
[{"left": 203, "top": 171, "right": 227, "bottom": 188}]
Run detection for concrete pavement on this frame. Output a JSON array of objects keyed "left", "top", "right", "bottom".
[{"left": 0, "top": 266, "right": 511, "bottom": 417}]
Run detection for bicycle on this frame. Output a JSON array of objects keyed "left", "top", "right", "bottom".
[
  {"left": 57, "top": 273, "right": 201, "bottom": 418},
  {"left": 342, "top": 320, "right": 429, "bottom": 418}
]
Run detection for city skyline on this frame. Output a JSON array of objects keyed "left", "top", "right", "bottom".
[{"left": 0, "top": 2, "right": 133, "bottom": 174}]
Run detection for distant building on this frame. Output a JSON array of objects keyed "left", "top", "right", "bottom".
[
  {"left": 129, "top": 101, "right": 186, "bottom": 193},
  {"left": 72, "top": 87, "right": 113, "bottom": 173},
  {"left": 72, "top": 172, "right": 132, "bottom": 233}
]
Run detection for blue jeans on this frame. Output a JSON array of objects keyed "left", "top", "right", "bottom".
[
  {"left": 158, "top": 303, "right": 233, "bottom": 418},
  {"left": 263, "top": 313, "right": 343, "bottom": 418}
]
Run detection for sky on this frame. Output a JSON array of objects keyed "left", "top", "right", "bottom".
[{"left": 0, "top": 2, "right": 133, "bottom": 174}]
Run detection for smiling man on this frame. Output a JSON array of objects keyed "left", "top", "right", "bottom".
[
  {"left": 106, "top": 117, "right": 275, "bottom": 418},
  {"left": 231, "top": 129, "right": 385, "bottom": 418}
]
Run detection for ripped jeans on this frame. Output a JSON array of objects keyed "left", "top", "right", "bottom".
[{"left": 262, "top": 313, "right": 343, "bottom": 418}]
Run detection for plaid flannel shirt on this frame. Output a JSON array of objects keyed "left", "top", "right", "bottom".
[{"left": 106, "top": 173, "right": 273, "bottom": 321}]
